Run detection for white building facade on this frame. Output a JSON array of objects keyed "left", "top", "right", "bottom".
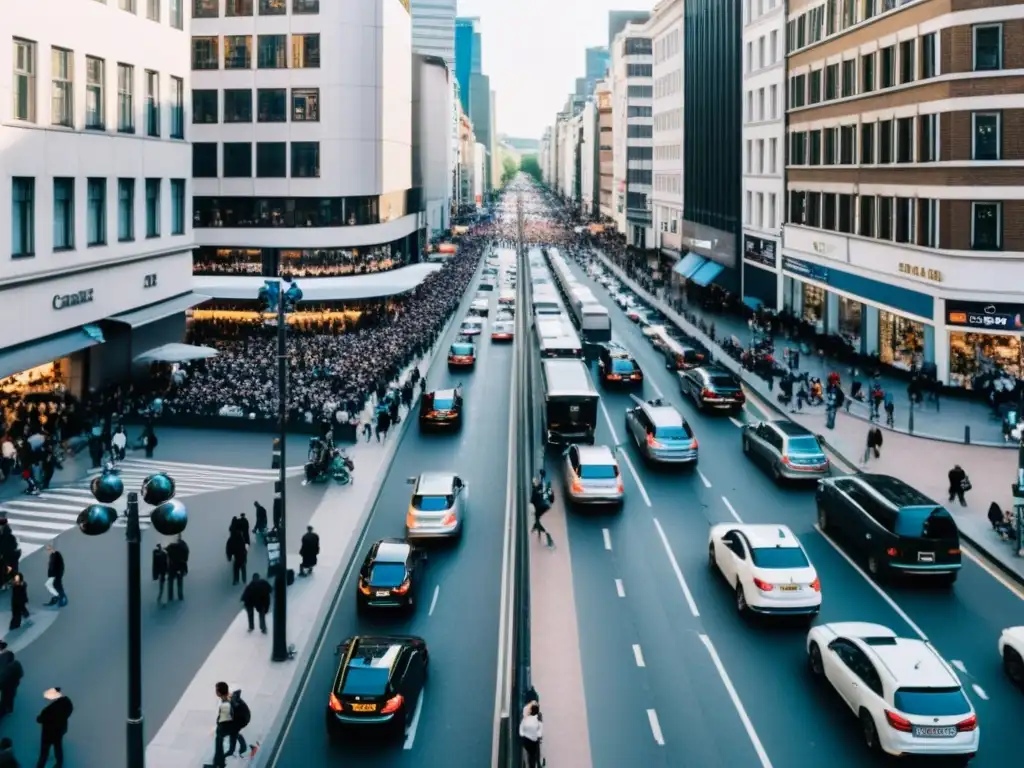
[
  {"left": 0, "top": 0, "right": 198, "bottom": 393},
  {"left": 473, "top": 141, "right": 486, "bottom": 205},
  {"left": 580, "top": 99, "right": 597, "bottom": 217},
  {"left": 741, "top": 0, "right": 786, "bottom": 310},
  {"left": 190, "top": 0, "right": 422, "bottom": 301},
  {"left": 612, "top": 24, "right": 654, "bottom": 248},
  {"left": 648, "top": 0, "right": 684, "bottom": 260},
  {"left": 412, "top": 55, "right": 451, "bottom": 237}
]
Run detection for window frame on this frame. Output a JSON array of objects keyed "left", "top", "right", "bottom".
[
  {"left": 225, "top": 35, "right": 253, "bottom": 70},
  {"left": 193, "top": 0, "right": 218, "bottom": 18},
  {"left": 50, "top": 47, "right": 74, "bottom": 128},
  {"left": 86, "top": 56, "right": 105, "bottom": 130},
  {"left": 117, "top": 178, "right": 135, "bottom": 242},
  {"left": 970, "top": 202, "right": 1002, "bottom": 250},
  {"left": 224, "top": 88, "right": 253, "bottom": 123},
  {"left": 192, "top": 89, "right": 219, "bottom": 124},
  {"left": 170, "top": 179, "right": 186, "bottom": 235},
  {"left": 972, "top": 24, "right": 1003, "bottom": 72},
  {"left": 256, "top": 142, "right": 288, "bottom": 178},
  {"left": 145, "top": 178, "right": 161, "bottom": 238},
  {"left": 257, "top": 88, "right": 287, "bottom": 122},
  {"left": 52, "top": 177, "right": 75, "bottom": 251},
  {"left": 971, "top": 112, "right": 1001, "bottom": 161},
  {"left": 145, "top": 69, "right": 160, "bottom": 137},
  {"left": 13, "top": 38, "right": 37, "bottom": 123},
  {"left": 117, "top": 63, "right": 135, "bottom": 133},
  {"left": 87, "top": 177, "right": 107, "bottom": 246},
  {"left": 226, "top": 0, "right": 253, "bottom": 15},
  {"left": 223, "top": 142, "right": 254, "bottom": 178},
  {"left": 260, "top": 0, "right": 287, "bottom": 14},
  {"left": 146, "top": 0, "right": 160, "bottom": 21},
  {"left": 291, "top": 141, "right": 320, "bottom": 178},
  {"left": 192, "top": 143, "right": 219, "bottom": 178},
  {"left": 170, "top": 76, "right": 185, "bottom": 139},
  {"left": 191, "top": 36, "right": 220, "bottom": 71},
  {"left": 257, "top": 35, "right": 288, "bottom": 69}
]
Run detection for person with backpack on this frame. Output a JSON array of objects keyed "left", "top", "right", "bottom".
[{"left": 205, "top": 682, "right": 250, "bottom": 768}]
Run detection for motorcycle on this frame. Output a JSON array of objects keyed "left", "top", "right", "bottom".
[{"left": 304, "top": 441, "right": 355, "bottom": 485}]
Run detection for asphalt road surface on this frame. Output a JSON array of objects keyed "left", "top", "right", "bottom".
[
  {"left": 551, "top": 252, "right": 1023, "bottom": 768},
  {"left": 271, "top": 249, "right": 514, "bottom": 768}
]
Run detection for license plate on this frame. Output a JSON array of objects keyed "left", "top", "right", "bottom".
[
  {"left": 351, "top": 703, "right": 377, "bottom": 712},
  {"left": 918, "top": 552, "right": 935, "bottom": 563},
  {"left": 779, "top": 585, "right": 799, "bottom": 592},
  {"left": 912, "top": 725, "right": 956, "bottom": 738},
  {"left": 375, "top": 590, "right": 390, "bottom": 597}
]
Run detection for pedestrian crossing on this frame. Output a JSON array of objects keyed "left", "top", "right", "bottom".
[{"left": 0, "top": 458, "right": 303, "bottom": 558}]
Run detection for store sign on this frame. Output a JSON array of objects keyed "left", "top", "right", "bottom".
[
  {"left": 898, "top": 263, "right": 942, "bottom": 282},
  {"left": 782, "top": 257, "right": 829, "bottom": 283},
  {"left": 144, "top": 273, "right": 158, "bottom": 288},
  {"left": 946, "top": 301, "right": 1024, "bottom": 330},
  {"left": 52, "top": 289, "right": 94, "bottom": 311},
  {"left": 744, "top": 235, "right": 777, "bottom": 268}
]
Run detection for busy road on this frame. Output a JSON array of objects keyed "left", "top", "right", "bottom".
[
  {"left": 548, "top": 252, "right": 1024, "bottom": 767},
  {"left": 270, "top": 249, "right": 515, "bottom": 768}
]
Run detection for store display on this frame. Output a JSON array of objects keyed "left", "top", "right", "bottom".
[
  {"left": 878, "top": 310, "right": 923, "bottom": 370},
  {"left": 948, "top": 332, "right": 1023, "bottom": 390}
]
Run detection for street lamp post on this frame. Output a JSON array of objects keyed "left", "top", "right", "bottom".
[
  {"left": 79, "top": 467, "right": 187, "bottom": 768},
  {"left": 258, "top": 278, "right": 303, "bottom": 662}
]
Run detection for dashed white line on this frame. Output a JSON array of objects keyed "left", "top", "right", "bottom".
[
  {"left": 602, "top": 528, "right": 612, "bottom": 551},
  {"left": 403, "top": 685, "right": 425, "bottom": 749},
  {"left": 950, "top": 659, "right": 967, "bottom": 674},
  {"left": 729, "top": 417, "right": 745, "bottom": 428},
  {"left": 652, "top": 518, "right": 700, "bottom": 617},
  {"left": 615, "top": 579, "right": 625, "bottom": 597},
  {"left": 428, "top": 585, "right": 440, "bottom": 616},
  {"left": 646, "top": 709, "right": 665, "bottom": 746},
  {"left": 700, "top": 634, "right": 773, "bottom": 768},
  {"left": 618, "top": 450, "right": 652, "bottom": 507},
  {"left": 721, "top": 497, "right": 743, "bottom": 523},
  {"left": 598, "top": 399, "right": 621, "bottom": 445},
  {"left": 972, "top": 683, "right": 989, "bottom": 701},
  {"left": 698, "top": 470, "right": 712, "bottom": 488},
  {"left": 814, "top": 524, "right": 929, "bottom": 641},
  {"left": 632, "top": 644, "right": 646, "bottom": 668}
]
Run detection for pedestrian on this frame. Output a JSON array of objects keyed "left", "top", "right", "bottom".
[
  {"left": 43, "top": 546, "right": 66, "bottom": 608},
  {"left": 8, "top": 574, "right": 30, "bottom": 631},
  {"left": 140, "top": 425, "right": 158, "bottom": 459},
  {"left": 863, "top": 426, "right": 883, "bottom": 464},
  {"left": 226, "top": 531, "right": 248, "bottom": 586},
  {"left": 948, "top": 464, "right": 970, "bottom": 507},
  {"left": 252, "top": 502, "right": 268, "bottom": 538},
  {"left": 166, "top": 535, "right": 189, "bottom": 601},
  {"left": 35, "top": 687, "right": 73, "bottom": 768},
  {"left": 519, "top": 700, "right": 543, "bottom": 768},
  {"left": 530, "top": 476, "right": 554, "bottom": 548},
  {"left": 226, "top": 689, "right": 251, "bottom": 759},
  {"left": 298, "top": 526, "right": 319, "bottom": 577},
  {"left": 152, "top": 543, "right": 169, "bottom": 605},
  {"left": 361, "top": 421, "right": 372, "bottom": 443},
  {"left": 0, "top": 737, "right": 18, "bottom": 768},
  {"left": 0, "top": 526, "right": 20, "bottom": 591},
  {"left": 204, "top": 682, "right": 249, "bottom": 768},
  {"left": 232, "top": 514, "right": 251, "bottom": 547},
  {"left": 0, "top": 642, "right": 24, "bottom": 717},
  {"left": 240, "top": 573, "right": 272, "bottom": 634},
  {"left": 110, "top": 426, "right": 127, "bottom": 463},
  {"left": 884, "top": 391, "right": 895, "bottom": 427}
]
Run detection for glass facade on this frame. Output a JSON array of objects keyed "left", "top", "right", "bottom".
[
  {"left": 802, "top": 284, "right": 825, "bottom": 326},
  {"left": 949, "top": 332, "right": 1023, "bottom": 390},
  {"left": 192, "top": 191, "right": 420, "bottom": 228},
  {"left": 879, "top": 310, "right": 924, "bottom": 371},
  {"left": 838, "top": 296, "right": 862, "bottom": 349}
]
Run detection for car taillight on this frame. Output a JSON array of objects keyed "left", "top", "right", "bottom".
[
  {"left": 646, "top": 433, "right": 663, "bottom": 449},
  {"left": 886, "top": 547, "right": 899, "bottom": 557},
  {"left": 329, "top": 693, "right": 343, "bottom": 712},
  {"left": 736, "top": 391, "right": 746, "bottom": 401},
  {"left": 616, "top": 478, "right": 624, "bottom": 492},
  {"left": 753, "top": 577, "right": 774, "bottom": 592},
  {"left": 701, "top": 388, "right": 718, "bottom": 399},
  {"left": 393, "top": 578, "right": 411, "bottom": 595},
  {"left": 781, "top": 455, "right": 792, "bottom": 466},
  {"left": 406, "top": 511, "right": 417, "bottom": 528},
  {"left": 571, "top": 477, "right": 584, "bottom": 493},
  {"left": 441, "top": 511, "right": 456, "bottom": 526},
  {"left": 380, "top": 694, "right": 404, "bottom": 715},
  {"left": 956, "top": 714, "right": 977, "bottom": 732},
  {"left": 358, "top": 579, "right": 371, "bottom": 596},
  {"left": 688, "top": 439, "right": 698, "bottom": 450},
  {"left": 425, "top": 410, "right": 438, "bottom": 418},
  {"left": 810, "top": 577, "right": 821, "bottom": 592},
  {"left": 948, "top": 548, "right": 961, "bottom": 555},
  {"left": 607, "top": 374, "right": 622, "bottom": 380},
  {"left": 884, "top": 710, "right": 913, "bottom": 732}
]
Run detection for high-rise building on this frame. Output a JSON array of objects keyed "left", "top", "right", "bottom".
[
  {"left": 454, "top": 17, "right": 480, "bottom": 115},
  {"left": 608, "top": 10, "right": 650, "bottom": 47},
  {"left": 412, "top": 55, "right": 452, "bottom": 236},
  {"left": 584, "top": 46, "right": 611, "bottom": 96},
  {"left": 468, "top": 72, "right": 492, "bottom": 192},
  {"left": 596, "top": 80, "right": 615, "bottom": 221},
  {"left": 0, "top": 0, "right": 198, "bottom": 393},
  {"left": 611, "top": 24, "right": 653, "bottom": 248},
  {"left": 575, "top": 77, "right": 588, "bottom": 97},
  {"left": 409, "top": 0, "right": 457, "bottom": 69}
]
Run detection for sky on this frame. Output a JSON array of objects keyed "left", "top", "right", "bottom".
[{"left": 456, "top": 0, "right": 654, "bottom": 141}]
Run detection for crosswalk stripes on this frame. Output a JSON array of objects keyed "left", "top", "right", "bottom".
[{"left": 0, "top": 458, "right": 304, "bottom": 558}]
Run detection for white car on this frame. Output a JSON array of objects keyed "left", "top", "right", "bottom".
[
  {"left": 469, "top": 298, "right": 489, "bottom": 316},
  {"left": 807, "top": 622, "right": 979, "bottom": 762},
  {"left": 460, "top": 318, "right": 484, "bottom": 336},
  {"left": 998, "top": 626, "right": 1024, "bottom": 688},
  {"left": 708, "top": 524, "right": 821, "bottom": 617},
  {"left": 491, "top": 320, "right": 514, "bottom": 341}
]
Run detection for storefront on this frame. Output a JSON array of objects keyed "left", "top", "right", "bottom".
[
  {"left": 838, "top": 297, "right": 862, "bottom": 351},
  {"left": 879, "top": 310, "right": 925, "bottom": 370},
  {"left": 741, "top": 234, "right": 778, "bottom": 310},
  {"left": 945, "top": 301, "right": 1024, "bottom": 390}
]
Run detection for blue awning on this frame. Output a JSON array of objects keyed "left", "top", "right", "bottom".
[
  {"left": 673, "top": 252, "right": 707, "bottom": 279},
  {"left": 110, "top": 292, "right": 211, "bottom": 328},
  {"left": 742, "top": 296, "right": 764, "bottom": 311},
  {"left": 0, "top": 327, "right": 105, "bottom": 380},
  {"left": 689, "top": 260, "right": 726, "bottom": 287}
]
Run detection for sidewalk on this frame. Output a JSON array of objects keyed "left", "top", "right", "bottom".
[{"left": 592, "top": 248, "right": 1007, "bottom": 447}]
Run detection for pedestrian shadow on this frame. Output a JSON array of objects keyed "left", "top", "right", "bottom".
[{"left": 0, "top": 609, "right": 59, "bottom": 653}]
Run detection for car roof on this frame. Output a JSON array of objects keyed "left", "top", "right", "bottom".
[
  {"left": 343, "top": 636, "right": 418, "bottom": 673},
  {"left": 695, "top": 365, "right": 736, "bottom": 378},
  {"left": 416, "top": 472, "right": 456, "bottom": 495},
  {"left": 472, "top": 298, "right": 488, "bottom": 304},
  {"left": 857, "top": 637, "right": 958, "bottom": 689},
  {"left": 462, "top": 317, "right": 483, "bottom": 324},
  {"left": 735, "top": 524, "right": 801, "bottom": 550},
  {"left": 373, "top": 539, "right": 411, "bottom": 563},
  {"left": 431, "top": 388, "right": 457, "bottom": 400},
  {"left": 575, "top": 444, "right": 617, "bottom": 464},
  {"left": 644, "top": 404, "right": 686, "bottom": 427},
  {"left": 602, "top": 342, "right": 633, "bottom": 358},
  {"left": 769, "top": 419, "right": 815, "bottom": 437}
]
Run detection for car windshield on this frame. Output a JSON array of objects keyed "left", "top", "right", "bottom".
[
  {"left": 611, "top": 359, "right": 635, "bottom": 373},
  {"left": 433, "top": 398, "right": 454, "bottom": 410},
  {"left": 750, "top": 547, "right": 810, "bottom": 569},
  {"left": 580, "top": 464, "right": 618, "bottom": 480},
  {"left": 413, "top": 495, "right": 453, "bottom": 511},
  {"left": 655, "top": 425, "right": 693, "bottom": 440},
  {"left": 786, "top": 436, "right": 823, "bottom": 454},
  {"left": 368, "top": 563, "right": 407, "bottom": 587},
  {"left": 894, "top": 508, "right": 959, "bottom": 540},
  {"left": 451, "top": 344, "right": 473, "bottom": 354},
  {"left": 709, "top": 375, "right": 739, "bottom": 389},
  {"left": 893, "top": 688, "right": 971, "bottom": 716},
  {"left": 341, "top": 667, "right": 390, "bottom": 696}
]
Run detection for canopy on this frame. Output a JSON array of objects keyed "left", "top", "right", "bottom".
[
  {"left": 689, "top": 260, "right": 725, "bottom": 287},
  {"left": 110, "top": 292, "right": 210, "bottom": 328},
  {"left": 673, "top": 253, "right": 707, "bottom": 280},
  {"left": 0, "top": 327, "right": 104, "bottom": 380},
  {"left": 133, "top": 343, "right": 219, "bottom": 364}
]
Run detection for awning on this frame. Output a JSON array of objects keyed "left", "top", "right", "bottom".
[
  {"left": 0, "top": 326, "right": 104, "bottom": 380},
  {"left": 110, "top": 292, "right": 210, "bottom": 328},
  {"left": 742, "top": 296, "right": 764, "bottom": 311},
  {"left": 134, "top": 343, "right": 218, "bottom": 364},
  {"left": 673, "top": 253, "right": 707, "bottom": 279},
  {"left": 689, "top": 260, "right": 725, "bottom": 287}
]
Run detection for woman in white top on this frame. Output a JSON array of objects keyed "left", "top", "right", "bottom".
[{"left": 519, "top": 701, "right": 543, "bottom": 768}]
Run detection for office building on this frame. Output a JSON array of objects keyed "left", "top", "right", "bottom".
[
  {"left": 596, "top": 80, "right": 614, "bottom": 221},
  {"left": 473, "top": 141, "right": 486, "bottom": 205},
  {"left": 540, "top": 126, "right": 553, "bottom": 187},
  {"left": 580, "top": 99, "right": 598, "bottom": 217},
  {"left": 608, "top": 9, "right": 651, "bottom": 47},
  {"left": 413, "top": 55, "right": 452, "bottom": 236},
  {"left": 584, "top": 46, "right": 611, "bottom": 97},
  {"left": 410, "top": 0, "right": 457, "bottom": 68},
  {"left": 0, "top": 0, "right": 198, "bottom": 393},
  {"left": 454, "top": 16, "right": 480, "bottom": 115},
  {"left": 783, "top": 0, "right": 1024, "bottom": 386},
  {"left": 458, "top": 108, "right": 476, "bottom": 212},
  {"left": 469, "top": 72, "right": 492, "bottom": 192}
]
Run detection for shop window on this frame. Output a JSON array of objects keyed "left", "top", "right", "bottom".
[
  {"left": 193, "top": 247, "right": 266, "bottom": 275},
  {"left": 838, "top": 297, "right": 862, "bottom": 350},
  {"left": 825, "top": 64, "right": 838, "bottom": 100},
  {"left": 789, "top": 190, "right": 807, "bottom": 224},
  {"left": 809, "top": 130, "right": 821, "bottom": 165},
  {"left": 860, "top": 122, "right": 874, "bottom": 164},
  {"left": 223, "top": 142, "right": 252, "bottom": 178},
  {"left": 841, "top": 59, "right": 855, "bottom": 97},
  {"left": 879, "top": 311, "right": 924, "bottom": 370},
  {"left": 806, "top": 192, "right": 822, "bottom": 228},
  {"left": 879, "top": 120, "right": 893, "bottom": 163},
  {"left": 918, "top": 199, "right": 937, "bottom": 248},
  {"left": 839, "top": 126, "right": 855, "bottom": 164},
  {"left": 861, "top": 53, "right": 875, "bottom": 93},
  {"left": 972, "top": 113, "right": 1000, "bottom": 161},
  {"left": 896, "top": 117, "right": 913, "bottom": 163},
  {"left": 809, "top": 69, "right": 822, "bottom": 104},
  {"left": 224, "top": 89, "right": 252, "bottom": 123},
  {"left": 921, "top": 33, "right": 936, "bottom": 78},
  {"left": 894, "top": 197, "right": 913, "bottom": 244},
  {"left": 877, "top": 196, "right": 893, "bottom": 240},
  {"left": 192, "top": 142, "right": 217, "bottom": 178},
  {"left": 822, "top": 193, "right": 836, "bottom": 230},
  {"left": 859, "top": 195, "right": 875, "bottom": 237},
  {"left": 971, "top": 202, "right": 1001, "bottom": 250},
  {"left": 919, "top": 114, "right": 936, "bottom": 162},
  {"left": 824, "top": 128, "right": 837, "bottom": 164},
  {"left": 880, "top": 46, "right": 895, "bottom": 88},
  {"left": 838, "top": 194, "right": 854, "bottom": 233},
  {"left": 948, "top": 332, "right": 1021, "bottom": 390},
  {"left": 802, "top": 284, "right": 826, "bottom": 325},
  {"left": 192, "top": 89, "right": 217, "bottom": 123},
  {"left": 899, "top": 40, "right": 914, "bottom": 85},
  {"left": 973, "top": 25, "right": 1002, "bottom": 71}
]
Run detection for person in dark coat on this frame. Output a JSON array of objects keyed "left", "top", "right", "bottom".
[
  {"left": 43, "top": 546, "right": 65, "bottom": 608},
  {"left": 0, "top": 642, "right": 23, "bottom": 717},
  {"left": 141, "top": 425, "right": 158, "bottom": 459},
  {"left": 240, "top": 573, "right": 272, "bottom": 634},
  {"left": 226, "top": 532, "right": 248, "bottom": 586},
  {"left": 0, "top": 736, "right": 18, "bottom": 768},
  {"left": 252, "top": 502, "right": 268, "bottom": 538},
  {"left": 152, "top": 544, "right": 169, "bottom": 605},
  {"left": 948, "top": 464, "right": 969, "bottom": 506},
  {"left": 864, "top": 426, "right": 883, "bottom": 464},
  {"left": 229, "top": 515, "right": 251, "bottom": 547},
  {"left": 36, "top": 688, "right": 73, "bottom": 768},
  {"left": 8, "top": 574, "right": 29, "bottom": 631},
  {"left": 0, "top": 527, "right": 19, "bottom": 590},
  {"left": 298, "top": 526, "right": 319, "bottom": 577},
  {"left": 165, "top": 535, "right": 189, "bottom": 601}
]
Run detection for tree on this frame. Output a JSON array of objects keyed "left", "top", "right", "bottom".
[
  {"left": 500, "top": 154, "right": 519, "bottom": 187},
  {"left": 520, "top": 154, "right": 542, "bottom": 183}
]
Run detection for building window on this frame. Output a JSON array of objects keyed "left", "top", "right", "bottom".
[
  {"left": 87, "top": 178, "right": 106, "bottom": 246},
  {"left": 861, "top": 53, "right": 875, "bottom": 93},
  {"left": 790, "top": 75, "right": 805, "bottom": 108},
  {"left": 224, "top": 89, "right": 253, "bottom": 122},
  {"left": 192, "top": 143, "right": 218, "bottom": 177},
  {"left": 147, "top": 0, "right": 160, "bottom": 20},
  {"left": 170, "top": 179, "right": 186, "bottom": 235},
  {"left": 120, "top": 0, "right": 136, "bottom": 11},
  {"left": 170, "top": 0, "right": 183, "bottom": 29},
  {"left": 769, "top": 84, "right": 777, "bottom": 118},
  {"left": 258, "top": 35, "right": 288, "bottom": 69},
  {"left": 880, "top": 45, "right": 895, "bottom": 88},
  {"left": 12, "top": 39, "right": 36, "bottom": 122},
  {"left": 877, "top": 196, "right": 893, "bottom": 240},
  {"left": 291, "top": 142, "right": 320, "bottom": 178},
  {"left": 808, "top": 69, "right": 822, "bottom": 104},
  {"left": 838, "top": 194, "right": 853, "bottom": 233},
  {"left": 225, "top": 36, "right": 252, "bottom": 69},
  {"left": 257, "top": 142, "right": 287, "bottom": 177},
  {"left": 117, "top": 178, "right": 135, "bottom": 241},
  {"left": 809, "top": 130, "right": 821, "bottom": 165},
  {"left": 860, "top": 122, "right": 874, "bottom": 163},
  {"left": 193, "top": 89, "right": 218, "bottom": 123},
  {"left": 51, "top": 47, "right": 74, "bottom": 127},
  {"left": 170, "top": 76, "right": 184, "bottom": 138},
  {"left": 226, "top": 0, "right": 253, "bottom": 15},
  {"left": 193, "top": 0, "right": 218, "bottom": 17},
  {"left": 145, "top": 70, "right": 160, "bottom": 137},
  {"left": 257, "top": 88, "right": 287, "bottom": 121},
  {"left": 292, "top": 0, "right": 319, "bottom": 12},
  {"left": 972, "top": 113, "right": 1000, "bottom": 161},
  {"left": 260, "top": 0, "right": 287, "bottom": 13},
  {"left": 878, "top": 119, "right": 893, "bottom": 163},
  {"left": 822, "top": 193, "right": 836, "bottom": 230},
  {"left": 52, "top": 178, "right": 74, "bottom": 250},
  {"left": 117, "top": 63, "right": 134, "bottom": 132},
  {"left": 841, "top": 59, "right": 854, "bottom": 97},
  {"left": 145, "top": 178, "right": 160, "bottom": 237},
  {"left": 789, "top": 190, "right": 806, "bottom": 224},
  {"left": 824, "top": 128, "right": 837, "bottom": 164},
  {"left": 973, "top": 25, "right": 1002, "bottom": 71},
  {"left": 919, "top": 114, "right": 936, "bottom": 162},
  {"left": 921, "top": 33, "right": 936, "bottom": 78},
  {"left": 825, "top": 64, "right": 838, "bottom": 100},
  {"left": 918, "top": 198, "right": 937, "bottom": 248},
  {"left": 806, "top": 193, "right": 821, "bottom": 228},
  {"left": 86, "top": 56, "right": 104, "bottom": 129},
  {"left": 291, "top": 88, "right": 319, "bottom": 121},
  {"left": 745, "top": 191, "right": 752, "bottom": 224},
  {"left": 895, "top": 197, "right": 913, "bottom": 243},
  {"left": 755, "top": 192, "right": 764, "bottom": 227},
  {"left": 768, "top": 138, "right": 777, "bottom": 173},
  {"left": 223, "top": 142, "right": 252, "bottom": 177},
  {"left": 839, "top": 126, "right": 855, "bottom": 164},
  {"left": 790, "top": 131, "right": 807, "bottom": 164},
  {"left": 899, "top": 40, "right": 914, "bottom": 85},
  {"left": 896, "top": 117, "right": 913, "bottom": 163},
  {"left": 971, "top": 202, "right": 1001, "bottom": 250},
  {"left": 192, "top": 37, "right": 219, "bottom": 70},
  {"left": 863, "top": 0, "right": 876, "bottom": 20},
  {"left": 768, "top": 193, "right": 776, "bottom": 229},
  {"left": 859, "top": 195, "right": 875, "bottom": 237}
]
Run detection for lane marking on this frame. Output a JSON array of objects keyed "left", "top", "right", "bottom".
[
  {"left": 646, "top": 709, "right": 665, "bottom": 746},
  {"left": 971, "top": 683, "right": 989, "bottom": 701},
  {"left": 599, "top": 399, "right": 621, "bottom": 445},
  {"left": 632, "top": 644, "right": 646, "bottom": 668},
  {"left": 653, "top": 518, "right": 700, "bottom": 617},
  {"left": 961, "top": 542, "right": 1024, "bottom": 601},
  {"left": 721, "top": 497, "right": 743, "bottom": 523},
  {"left": 403, "top": 687, "right": 425, "bottom": 749},
  {"left": 428, "top": 585, "right": 440, "bottom": 616},
  {"left": 648, "top": 378, "right": 665, "bottom": 399},
  {"left": 615, "top": 578, "right": 625, "bottom": 597},
  {"left": 729, "top": 417, "right": 745, "bottom": 428},
  {"left": 700, "top": 634, "right": 773, "bottom": 768},
  {"left": 618, "top": 450, "right": 652, "bottom": 507},
  {"left": 951, "top": 659, "right": 967, "bottom": 674},
  {"left": 697, "top": 470, "right": 712, "bottom": 488},
  {"left": 813, "top": 524, "right": 928, "bottom": 641},
  {"left": 602, "top": 528, "right": 612, "bottom": 551}
]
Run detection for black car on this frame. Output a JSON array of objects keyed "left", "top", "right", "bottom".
[
  {"left": 419, "top": 388, "right": 463, "bottom": 429},
  {"left": 679, "top": 366, "right": 745, "bottom": 411},
  {"left": 816, "top": 474, "right": 962, "bottom": 585},
  {"left": 596, "top": 343, "right": 644, "bottom": 387},
  {"left": 326, "top": 635, "right": 429, "bottom": 739},
  {"left": 356, "top": 539, "right": 425, "bottom": 613}
]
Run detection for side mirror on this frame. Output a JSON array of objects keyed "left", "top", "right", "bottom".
[{"left": 406, "top": 477, "right": 417, "bottom": 485}]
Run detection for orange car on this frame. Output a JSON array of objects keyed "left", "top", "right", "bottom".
[{"left": 447, "top": 341, "right": 476, "bottom": 368}]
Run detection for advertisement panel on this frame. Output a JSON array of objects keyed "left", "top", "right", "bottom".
[{"left": 743, "top": 235, "right": 777, "bottom": 268}]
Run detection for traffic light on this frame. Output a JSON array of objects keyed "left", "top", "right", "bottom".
[
  {"left": 143, "top": 472, "right": 188, "bottom": 536},
  {"left": 78, "top": 469, "right": 124, "bottom": 535}
]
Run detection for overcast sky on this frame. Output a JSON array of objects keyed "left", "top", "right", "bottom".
[{"left": 456, "top": 0, "right": 653, "bottom": 140}]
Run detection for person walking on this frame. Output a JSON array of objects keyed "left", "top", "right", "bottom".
[
  {"left": 863, "top": 426, "right": 883, "bottom": 465},
  {"left": 948, "top": 465, "right": 970, "bottom": 507},
  {"left": 0, "top": 737, "right": 19, "bottom": 768},
  {"left": 530, "top": 476, "right": 554, "bottom": 548},
  {"left": 298, "top": 526, "right": 319, "bottom": 577},
  {"left": 140, "top": 424, "right": 158, "bottom": 459},
  {"left": 519, "top": 700, "right": 543, "bottom": 768},
  {"left": 234, "top": 513, "right": 251, "bottom": 547},
  {"left": 110, "top": 426, "right": 127, "bottom": 463},
  {"left": 252, "top": 502, "right": 268, "bottom": 539},
  {"left": 43, "top": 546, "right": 65, "bottom": 608},
  {"left": 8, "top": 575, "right": 30, "bottom": 631},
  {"left": 0, "top": 642, "right": 24, "bottom": 718},
  {"left": 35, "top": 687, "right": 73, "bottom": 768},
  {"left": 165, "top": 535, "right": 189, "bottom": 601},
  {"left": 0, "top": 527, "right": 20, "bottom": 591},
  {"left": 152, "top": 544, "right": 169, "bottom": 605},
  {"left": 240, "top": 573, "right": 272, "bottom": 634},
  {"left": 204, "top": 682, "right": 249, "bottom": 768},
  {"left": 226, "top": 531, "right": 248, "bottom": 586}
]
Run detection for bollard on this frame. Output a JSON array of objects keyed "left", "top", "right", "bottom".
[
  {"left": 964, "top": 424, "right": 971, "bottom": 445},
  {"left": 908, "top": 400, "right": 915, "bottom": 434}
]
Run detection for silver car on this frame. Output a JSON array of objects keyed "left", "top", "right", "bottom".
[
  {"left": 563, "top": 444, "right": 623, "bottom": 506},
  {"left": 624, "top": 399, "right": 699, "bottom": 465},
  {"left": 741, "top": 420, "right": 830, "bottom": 482},
  {"left": 405, "top": 472, "right": 467, "bottom": 539}
]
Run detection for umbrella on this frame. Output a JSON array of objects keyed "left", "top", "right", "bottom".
[{"left": 133, "top": 343, "right": 219, "bottom": 364}]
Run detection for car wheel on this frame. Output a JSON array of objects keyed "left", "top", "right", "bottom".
[
  {"left": 808, "top": 642, "right": 824, "bottom": 677},
  {"left": 859, "top": 710, "right": 881, "bottom": 753},
  {"left": 816, "top": 504, "right": 828, "bottom": 531},
  {"left": 735, "top": 583, "right": 749, "bottom": 616},
  {"left": 708, "top": 542, "right": 717, "bottom": 570},
  {"left": 1004, "top": 648, "right": 1024, "bottom": 687}
]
